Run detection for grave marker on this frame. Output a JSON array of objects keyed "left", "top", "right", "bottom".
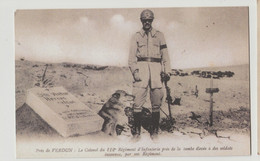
[
  {"left": 205, "top": 78, "right": 219, "bottom": 126},
  {"left": 26, "top": 86, "right": 103, "bottom": 137}
]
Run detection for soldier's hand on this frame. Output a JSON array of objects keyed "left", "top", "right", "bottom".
[
  {"left": 133, "top": 69, "right": 142, "bottom": 82},
  {"left": 161, "top": 72, "right": 170, "bottom": 82}
]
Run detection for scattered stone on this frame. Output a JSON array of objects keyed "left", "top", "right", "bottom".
[
  {"left": 34, "top": 83, "right": 40, "bottom": 87},
  {"left": 60, "top": 74, "right": 67, "bottom": 78},
  {"left": 63, "top": 63, "right": 72, "bottom": 68},
  {"left": 189, "top": 112, "right": 201, "bottom": 123}
]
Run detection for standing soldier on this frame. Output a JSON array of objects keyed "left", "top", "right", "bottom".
[{"left": 128, "top": 9, "right": 172, "bottom": 141}]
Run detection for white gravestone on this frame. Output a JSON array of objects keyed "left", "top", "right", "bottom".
[{"left": 26, "top": 87, "right": 103, "bottom": 137}]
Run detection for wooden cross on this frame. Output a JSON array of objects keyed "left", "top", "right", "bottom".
[{"left": 205, "top": 78, "right": 219, "bottom": 126}]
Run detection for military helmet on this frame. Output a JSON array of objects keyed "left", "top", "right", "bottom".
[{"left": 140, "top": 9, "right": 154, "bottom": 20}]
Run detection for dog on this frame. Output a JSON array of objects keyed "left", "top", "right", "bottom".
[
  {"left": 98, "top": 90, "right": 157, "bottom": 136},
  {"left": 98, "top": 90, "right": 134, "bottom": 136}
]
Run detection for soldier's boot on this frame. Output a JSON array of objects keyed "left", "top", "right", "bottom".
[
  {"left": 131, "top": 112, "right": 142, "bottom": 142},
  {"left": 150, "top": 111, "right": 160, "bottom": 141}
]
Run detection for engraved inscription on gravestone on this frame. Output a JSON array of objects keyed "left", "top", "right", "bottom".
[{"left": 26, "top": 86, "right": 104, "bottom": 137}]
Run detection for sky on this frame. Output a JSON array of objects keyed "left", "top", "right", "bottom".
[{"left": 15, "top": 7, "right": 249, "bottom": 69}]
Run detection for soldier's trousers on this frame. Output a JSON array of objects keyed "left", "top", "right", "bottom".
[{"left": 132, "top": 86, "right": 164, "bottom": 113}]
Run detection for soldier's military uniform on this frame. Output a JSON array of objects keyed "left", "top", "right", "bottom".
[{"left": 128, "top": 9, "right": 171, "bottom": 140}]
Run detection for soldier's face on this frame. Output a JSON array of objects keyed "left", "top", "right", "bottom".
[{"left": 141, "top": 19, "right": 153, "bottom": 30}]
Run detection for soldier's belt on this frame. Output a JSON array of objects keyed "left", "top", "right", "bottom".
[{"left": 137, "top": 57, "right": 161, "bottom": 63}]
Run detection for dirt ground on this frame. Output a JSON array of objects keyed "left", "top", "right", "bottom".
[{"left": 15, "top": 60, "right": 250, "bottom": 155}]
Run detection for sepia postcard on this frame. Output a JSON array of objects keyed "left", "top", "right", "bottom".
[{"left": 15, "top": 7, "right": 251, "bottom": 158}]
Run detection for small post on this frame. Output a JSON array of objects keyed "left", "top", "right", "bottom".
[
  {"left": 206, "top": 77, "right": 219, "bottom": 126},
  {"left": 209, "top": 78, "right": 213, "bottom": 126},
  {"left": 42, "top": 64, "right": 48, "bottom": 82},
  {"left": 195, "top": 85, "right": 198, "bottom": 98}
]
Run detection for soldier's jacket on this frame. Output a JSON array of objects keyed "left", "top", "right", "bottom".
[{"left": 128, "top": 28, "right": 171, "bottom": 88}]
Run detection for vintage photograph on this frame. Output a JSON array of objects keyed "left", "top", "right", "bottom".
[{"left": 15, "top": 7, "right": 250, "bottom": 158}]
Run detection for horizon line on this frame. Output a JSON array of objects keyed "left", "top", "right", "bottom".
[{"left": 15, "top": 58, "right": 249, "bottom": 70}]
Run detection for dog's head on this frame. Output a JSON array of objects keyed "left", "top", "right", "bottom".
[{"left": 110, "top": 90, "right": 134, "bottom": 107}]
